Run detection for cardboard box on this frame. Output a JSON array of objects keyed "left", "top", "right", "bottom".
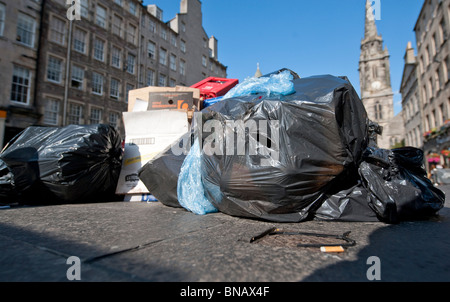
[
  {"left": 115, "top": 109, "right": 189, "bottom": 195},
  {"left": 128, "top": 86, "right": 201, "bottom": 112},
  {"left": 147, "top": 91, "right": 193, "bottom": 111}
]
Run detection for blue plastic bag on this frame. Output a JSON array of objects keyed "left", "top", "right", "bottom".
[
  {"left": 203, "top": 96, "right": 223, "bottom": 108},
  {"left": 223, "top": 70, "right": 295, "bottom": 99},
  {"left": 177, "top": 139, "right": 218, "bottom": 215}
]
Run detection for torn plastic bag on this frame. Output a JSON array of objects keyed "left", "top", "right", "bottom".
[
  {"left": 177, "top": 139, "right": 218, "bottom": 215},
  {"left": 200, "top": 74, "right": 369, "bottom": 222},
  {"left": 0, "top": 124, "right": 123, "bottom": 204},
  {"left": 359, "top": 147, "right": 445, "bottom": 223}
]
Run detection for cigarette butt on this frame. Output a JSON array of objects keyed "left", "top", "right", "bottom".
[{"left": 320, "top": 246, "right": 345, "bottom": 253}]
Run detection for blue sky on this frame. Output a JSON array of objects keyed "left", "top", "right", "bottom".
[{"left": 144, "top": 0, "right": 425, "bottom": 115}]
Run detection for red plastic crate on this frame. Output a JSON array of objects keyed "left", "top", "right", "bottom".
[{"left": 191, "top": 77, "right": 239, "bottom": 100}]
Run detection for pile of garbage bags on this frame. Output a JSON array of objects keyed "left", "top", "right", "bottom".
[
  {"left": 0, "top": 68, "right": 444, "bottom": 224},
  {"left": 139, "top": 70, "right": 445, "bottom": 223},
  {"left": 0, "top": 124, "right": 122, "bottom": 205}
]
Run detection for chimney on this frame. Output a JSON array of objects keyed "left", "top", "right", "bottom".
[
  {"left": 209, "top": 36, "right": 218, "bottom": 59},
  {"left": 404, "top": 41, "right": 416, "bottom": 64}
]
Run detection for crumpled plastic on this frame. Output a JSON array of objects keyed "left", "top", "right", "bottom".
[
  {"left": 223, "top": 69, "right": 295, "bottom": 99},
  {"left": 177, "top": 139, "right": 218, "bottom": 215}
]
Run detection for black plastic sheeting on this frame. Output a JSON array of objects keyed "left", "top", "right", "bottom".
[
  {"left": 0, "top": 124, "right": 123, "bottom": 205},
  {"left": 139, "top": 71, "right": 445, "bottom": 223}
]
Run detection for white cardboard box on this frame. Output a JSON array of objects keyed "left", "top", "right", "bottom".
[{"left": 115, "top": 109, "right": 189, "bottom": 195}]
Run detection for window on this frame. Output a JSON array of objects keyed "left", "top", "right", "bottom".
[
  {"left": 47, "top": 56, "right": 63, "bottom": 83},
  {"left": 158, "top": 74, "right": 166, "bottom": 87},
  {"left": 73, "top": 27, "right": 87, "bottom": 53},
  {"left": 181, "top": 22, "right": 186, "bottom": 32},
  {"left": 147, "top": 41, "right": 156, "bottom": 58},
  {"left": 16, "top": 13, "right": 36, "bottom": 47},
  {"left": 159, "top": 48, "right": 167, "bottom": 65},
  {"left": 149, "top": 19, "right": 156, "bottom": 33},
  {"left": 125, "top": 83, "right": 134, "bottom": 103},
  {"left": 171, "top": 33, "right": 177, "bottom": 47},
  {"left": 110, "top": 78, "right": 120, "bottom": 99},
  {"left": 11, "top": 65, "right": 31, "bottom": 104},
  {"left": 93, "top": 38, "right": 105, "bottom": 61},
  {"left": 112, "top": 14, "right": 124, "bottom": 37},
  {"left": 50, "top": 16, "right": 66, "bottom": 45},
  {"left": 71, "top": 65, "right": 84, "bottom": 90},
  {"left": 429, "top": 77, "right": 435, "bottom": 98},
  {"left": 68, "top": 103, "right": 83, "bottom": 125},
  {"left": 80, "top": 0, "right": 89, "bottom": 19},
  {"left": 160, "top": 27, "right": 167, "bottom": 40},
  {"left": 95, "top": 5, "right": 107, "bottom": 28},
  {"left": 440, "top": 18, "right": 448, "bottom": 44},
  {"left": 180, "top": 60, "right": 186, "bottom": 76},
  {"left": 180, "top": 40, "right": 186, "bottom": 53},
  {"left": 374, "top": 102, "right": 383, "bottom": 120},
  {"left": 435, "top": 69, "right": 441, "bottom": 92},
  {"left": 127, "top": 24, "right": 137, "bottom": 44},
  {"left": 126, "top": 53, "right": 135, "bottom": 74},
  {"left": 169, "top": 78, "right": 176, "bottom": 87},
  {"left": 43, "top": 98, "right": 60, "bottom": 125},
  {"left": 109, "top": 112, "right": 119, "bottom": 128},
  {"left": 202, "top": 55, "right": 207, "bottom": 67},
  {"left": 446, "top": 56, "right": 450, "bottom": 83},
  {"left": 439, "top": 103, "right": 445, "bottom": 125},
  {"left": 111, "top": 46, "right": 121, "bottom": 68},
  {"left": 90, "top": 107, "right": 102, "bottom": 124},
  {"left": 170, "top": 54, "right": 177, "bottom": 71},
  {"left": 0, "top": 3, "right": 5, "bottom": 36},
  {"left": 129, "top": 1, "right": 137, "bottom": 16},
  {"left": 146, "top": 69, "right": 154, "bottom": 86},
  {"left": 92, "top": 72, "right": 103, "bottom": 95},
  {"left": 423, "top": 85, "right": 428, "bottom": 103},
  {"left": 114, "top": 0, "right": 122, "bottom": 6}
]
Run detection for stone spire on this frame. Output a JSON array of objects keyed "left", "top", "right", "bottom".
[
  {"left": 364, "top": 0, "right": 378, "bottom": 39},
  {"left": 254, "top": 63, "right": 262, "bottom": 78}
]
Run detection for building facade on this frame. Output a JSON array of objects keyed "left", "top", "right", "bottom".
[
  {"left": 359, "top": 0, "right": 404, "bottom": 149},
  {"left": 0, "top": 0, "right": 42, "bottom": 146},
  {"left": 400, "top": 42, "right": 423, "bottom": 149},
  {"left": 412, "top": 0, "right": 450, "bottom": 167},
  {"left": 0, "top": 0, "right": 227, "bottom": 145}
]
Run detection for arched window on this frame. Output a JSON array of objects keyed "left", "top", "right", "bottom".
[{"left": 374, "top": 102, "right": 383, "bottom": 120}]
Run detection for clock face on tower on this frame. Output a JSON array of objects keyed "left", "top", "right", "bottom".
[{"left": 371, "top": 81, "right": 381, "bottom": 90}]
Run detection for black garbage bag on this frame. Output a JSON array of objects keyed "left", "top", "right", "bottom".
[
  {"left": 138, "top": 133, "right": 189, "bottom": 208},
  {"left": 312, "top": 168, "right": 379, "bottom": 222},
  {"left": 0, "top": 159, "right": 18, "bottom": 204},
  {"left": 0, "top": 124, "right": 123, "bottom": 204},
  {"left": 199, "top": 74, "right": 369, "bottom": 222},
  {"left": 358, "top": 147, "right": 445, "bottom": 223}
]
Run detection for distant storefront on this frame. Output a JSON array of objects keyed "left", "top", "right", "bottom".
[{"left": 423, "top": 120, "right": 450, "bottom": 169}]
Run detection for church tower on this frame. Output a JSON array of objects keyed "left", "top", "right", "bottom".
[{"left": 359, "top": 0, "right": 395, "bottom": 149}]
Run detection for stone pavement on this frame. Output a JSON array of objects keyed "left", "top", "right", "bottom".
[{"left": 1, "top": 186, "right": 450, "bottom": 286}]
